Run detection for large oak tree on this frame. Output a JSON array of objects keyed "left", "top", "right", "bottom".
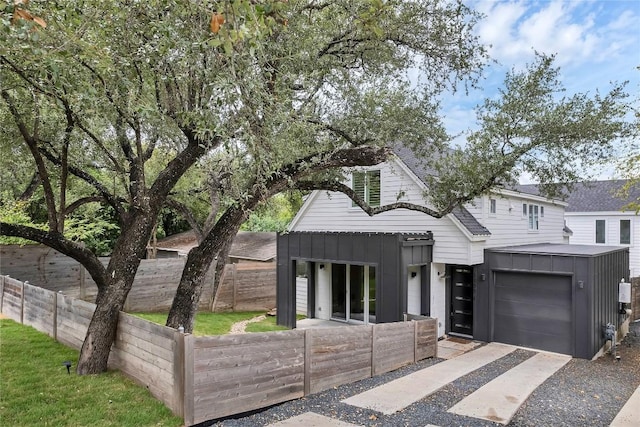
[{"left": 1, "top": 0, "right": 635, "bottom": 375}]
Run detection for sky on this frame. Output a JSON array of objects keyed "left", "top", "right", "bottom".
[{"left": 440, "top": 0, "right": 640, "bottom": 180}]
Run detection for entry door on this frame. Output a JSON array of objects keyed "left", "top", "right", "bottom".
[{"left": 450, "top": 266, "right": 474, "bottom": 336}]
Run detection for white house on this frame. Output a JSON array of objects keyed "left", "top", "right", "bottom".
[
  {"left": 560, "top": 180, "right": 639, "bottom": 278},
  {"left": 279, "top": 147, "right": 569, "bottom": 338}
]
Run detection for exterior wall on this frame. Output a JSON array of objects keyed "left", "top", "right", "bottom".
[
  {"left": 477, "top": 246, "right": 629, "bottom": 359},
  {"left": 430, "top": 262, "right": 447, "bottom": 337},
  {"left": 465, "top": 193, "right": 568, "bottom": 262},
  {"left": 277, "top": 232, "right": 433, "bottom": 328},
  {"left": 290, "top": 159, "right": 568, "bottom": 267},
  {"left": 407, "top": 266, "right": 421, "bottom": 315},
  {"left": 289, "top": 160, "right": 472, "bottom": 265},
  {"left": 296, "top": 277, "right": 308, "bottom": 315},
  {"left": 566, "top": 212, "right": 639, "bottom": 278}
]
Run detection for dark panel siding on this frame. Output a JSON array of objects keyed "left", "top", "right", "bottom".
[
  {"left": 277, "top": 232, "right": 433, "bottom": 327},
  {"left": 481, "top": 246, "right": 629, "bottom": 359}
]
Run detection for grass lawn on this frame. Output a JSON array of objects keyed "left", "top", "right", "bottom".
[
  {"left": 132, "top": 311, "right": 291, "bottom": 335},
  {"left": 0, "top": 319, "right": 183, "bottom": 427}
]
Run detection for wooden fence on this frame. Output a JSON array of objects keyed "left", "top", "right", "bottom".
[
  {"left": 0, "top": 245, "right": 275, "bottom": 313},
  {"left": 0, "top": 275, "right": 437, "bottom": 426},
  {"left": 632, "top": 277, "right": 640, "bottom": 322}
]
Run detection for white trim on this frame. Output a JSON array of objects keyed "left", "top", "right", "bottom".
[
  {"left": 493, "top": 188, "right": 568, "bottom": 207},
  {"left": 565, "top": 211, "right": 637, "bottom": 217},
  {"left": 287, "top": 190, "right": 322, "bottom": 230}
]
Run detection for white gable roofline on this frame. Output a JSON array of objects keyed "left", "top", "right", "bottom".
[{"left": 492, "top": 188, "right": 568, "bottom": 207}]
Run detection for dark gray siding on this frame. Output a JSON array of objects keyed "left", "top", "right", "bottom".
[
  {"left": 477, "top": 244, "right": 629, "bottom": 359},
  {"left": 277, "top": 232, "right": 433, "bottom": 328}
]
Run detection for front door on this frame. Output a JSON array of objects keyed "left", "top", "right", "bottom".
[{"left": 450, "top": 266, "right": 474, "bottom": 336}]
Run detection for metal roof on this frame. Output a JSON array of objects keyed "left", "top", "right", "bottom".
[{"left": 488, "top": 243, "right": 628, "bottom": 257}]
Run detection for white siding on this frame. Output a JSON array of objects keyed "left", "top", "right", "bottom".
[
  {"left": 430, "top": 262, "right": 447, "bottom": 337},
  {"left": 290, "top": 159, "right": 474, "bottom": 265},
  {"left": 465, "top": 193, "right": 568, "bottom": 262},
  {"left": 315, "top": 263, "right": 331, "bottom": 320},
  {"left": 566, "top": 213, "right": 640, "bottom": 278},
  {"left": 296, "top": 277, "right": 308, "bottom": 315},
  {"left": 407, "top": 266, "right": 421, "bottom": 315}
]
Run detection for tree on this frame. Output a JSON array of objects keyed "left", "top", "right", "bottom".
[
  {"left": 0, "top": 0, "right": 635, "bottom": 376},
  {"left": 0, "top": 0, "right": 487, "bottom": 374}
]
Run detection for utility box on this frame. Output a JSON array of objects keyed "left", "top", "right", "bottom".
[
  {"left": 619, "top": 281, "right": 631, "bottom": 303},
  {"left": 475, "top": 243, "right": 630, "bottom": 359}
]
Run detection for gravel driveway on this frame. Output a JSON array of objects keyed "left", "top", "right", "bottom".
[{"left": 201, "top": 320, "right": 640, "bottom": 427}]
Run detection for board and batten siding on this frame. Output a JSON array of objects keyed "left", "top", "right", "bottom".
[
  {"left": 566, "top": 212, "right": 639, "bottom": 278},
  {"left": 290, "top": 159, "right": 472, "bottom": 265}
]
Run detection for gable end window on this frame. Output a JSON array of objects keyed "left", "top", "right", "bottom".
[
  {"left": 352, "top": 170, "right": 380, "bottom": 207},
  {"left": 595, "top": 219, "right": 606, "bottom": 244},
  {"left": 620, "top": 219, "right": 631, "bottom": 245},
  {"left": 490, "top": 198, "right": 497, "bottom": 214},
  {"left": 522, "top": 203, "right": 544, "bottom": 230}
]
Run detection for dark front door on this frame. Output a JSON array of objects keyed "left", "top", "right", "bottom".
[{"left": 450, "top": 266, "right": 474, "bottom": 336}]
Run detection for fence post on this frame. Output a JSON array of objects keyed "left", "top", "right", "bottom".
[
  {"left": 173, "top": 329, "right": 185, "bottom": 418},
  {"left": 79, "top": 266, "right": 86, "bottom": 301},
  {"left": 53, "top": 291, "right": 59, "bottom": 341},
  {"left": 21, "top": 280, "right": 27, "bottom": 324},
  {"left": 303, "top": 329, "right": 311, "bottom": 396},
  {"left": 232, "top": 264, "right": 237, "bottom": 311},
  {"left": 0, "top": 275, "right": 5, "bottom": 313},
  {"left": 183, "top": 334, "right": 195, "bottom": 426},
  {"left": 414, "top": 320, "right": 418, "bottom": 363}
]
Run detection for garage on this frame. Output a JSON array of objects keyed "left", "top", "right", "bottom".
[
  {"left": 493, "top": 272, "right": 572, "bottom": 355},
  {"left": 474, "top": 243, "right": 629, "bottom": 359}
]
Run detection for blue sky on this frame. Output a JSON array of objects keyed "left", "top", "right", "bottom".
[{"left": 441, "top": 0, "right": 639, "bottom": 179}]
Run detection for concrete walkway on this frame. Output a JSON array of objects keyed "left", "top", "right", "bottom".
[
  {"left": 447, "top": 351, "right": 571, "bottom": 424},
  {"left": 341, "top": 342, "right": 515, "bottom": 414},
  {"left": 610, "top": 385, "right": 640, "bottom": 427},
  {"left": 267, "top": 412, "right": 360, "bottom": 427}
]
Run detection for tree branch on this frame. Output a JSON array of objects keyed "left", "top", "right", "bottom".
[{"left": 0, "top": 223, "right": 108, "bottom": 290}]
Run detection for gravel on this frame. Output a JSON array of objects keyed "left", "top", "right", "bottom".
[{"left": 200, "top": 321, "right": 640, "bottom": 427}]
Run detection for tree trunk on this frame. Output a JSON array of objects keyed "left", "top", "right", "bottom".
[
  {"left": 167, "top": 209, "right": 247, "bottom": 331},
  {"left": 76, "top": 283, "right": 128, "bottom": 374},
  {"left": 76, "top": 215, "right": 153, "bottom": 374}
]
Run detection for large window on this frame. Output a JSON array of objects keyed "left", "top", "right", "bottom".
[
  {"left": 522, "top": 203, "right": 544, "bottom": 230},
  {"left": 490, "top": 198, "right": 497, "bottom": 214},
  {"left": 595, "top": 219, "right": 606, "bottom": 244},
  {"left": 352, "top": 170, "right": 380, "bottom": 207},
  {"left": 620, "top": 219, "right": 631, "bottom": 244}
]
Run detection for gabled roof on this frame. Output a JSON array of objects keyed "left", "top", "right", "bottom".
[
  {"left": 392, "top": 144, "right": 491, "bottom": 236},
  {"left": 517, "top": 180, "right": 639, "bottom": 213},
  {"left": 155, "top": 230, "right": 277, "bottom": 261}
]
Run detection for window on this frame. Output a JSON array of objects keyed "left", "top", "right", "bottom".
[
  {"left": 523, "top": 203, "right": 543, "bottom": 230},
  {"left": 490, "top": 198, "right": 497, "bottom": 214},
  {"left": 595, "top": 220, "right": 606, "bottom": 244},
  {"left": 528, "top": 204, "right": 539, "bottom": 230},
  {"left": 352, "top": 170, "right": 380, "bottom": 207},
  {"left": 620, "top": 220, "right": 631, "bottom": 244}
]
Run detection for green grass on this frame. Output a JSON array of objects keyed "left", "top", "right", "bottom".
[
  {"left": 133, "top": 311, "right": 272, "bottom": 335},
  {"left": 0, "top": 319, "right": 183, "bottom": 427},
  {"left": 133, "top": 311, "right": 305, "bottom": 335}
]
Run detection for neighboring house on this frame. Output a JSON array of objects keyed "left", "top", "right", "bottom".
[
  {"left": 151, "top": 230, "right": 277, "bottom": 263},
  {"left": 277, "top": 146, "right": 575, "bottom": 342},
  {"left": 562, "top": 180, "right": 638, "bottom": 278}
]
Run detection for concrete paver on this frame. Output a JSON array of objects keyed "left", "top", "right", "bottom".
[
  {"left": 267, "top": 412, "right": 361, "bottom": 427},
  {"left": 341, "top": 342, "right": 515, "bottom": 415},
  {"left": 610, "top": 385, "right": 640, "bottom": 427},
  {"left": 447, "top": 351, "right": 571, "bottom": 424}
]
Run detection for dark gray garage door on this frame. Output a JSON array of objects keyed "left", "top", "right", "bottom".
[{"left": 493, "top": 272, "right": 573, "bottom": 355}]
